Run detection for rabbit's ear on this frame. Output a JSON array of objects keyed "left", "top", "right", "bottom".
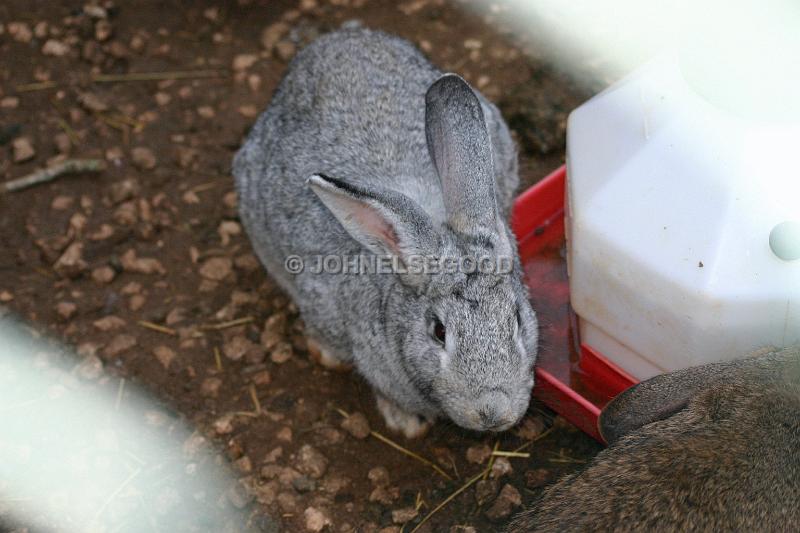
[
  {"left": 425, "top": 74, "right": 501, "bottom": 238},
  {"left": 599, "top": 358, "right": 755, "bottom": 444},
  {"left": 308, "top": 173, "right": 438, "bottom": 265}
]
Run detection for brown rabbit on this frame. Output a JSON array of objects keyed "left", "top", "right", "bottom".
[{"left": 509, "top": 346, "right": 800, "bottom": 532}]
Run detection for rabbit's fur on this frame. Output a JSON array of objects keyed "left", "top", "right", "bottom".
[
  {"left": 234, "top": 28, "right": 538, "bottom": 437},
  {"left": 508, "top": 346, "right": 800, "bottom": 532}
]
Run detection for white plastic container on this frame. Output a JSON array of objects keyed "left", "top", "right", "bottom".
[{"left": 566, "top": 54, "right": 800, "bottom": 380}]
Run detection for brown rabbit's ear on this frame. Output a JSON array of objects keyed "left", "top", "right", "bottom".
[{"left": 598, "top": 360, "right": 741, "bottom": 444}]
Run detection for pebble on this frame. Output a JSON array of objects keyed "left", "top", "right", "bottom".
[
  {"left": 54, "top": 133, "right": 72, "bottom": 154},
  {"left": 104, "top": 334, "right": 137, "bottom": 357},
  {"left": 260, "top": 313, "right": 286, "bottom": 350},
  {"left": 304, "top": 507, "right": 332, "bottom": 532},
  {"left": 263, "top": 446, "right": 283, "bottom": 464},
  {"left": 1, "top": 96, "right": 20, "bottom": 109},
  {"left": 129, "top": 294, "right": 146, "bottom": 311},
  {"left": 213, "top": 414, "right": 235, "bottom": 435},
  {"left": 199, "top": 256, "right": 233, "bottom": 281},
  {"left": 89, "top": 224, "right": 114, "bottom": 241},
  {"left": 296, "top": 444, "right": 328, "bottom": 479},
  {"left": 0, "top": 290, "right": 13, "bottom": 303},
  {"left": 226, "top": 480, "right": 254, "bottom": 509},
  {"left": 76, "top": 354, "right": 104, "bottom": 380},
  {"left": 200, "top": 376, "right": 222, "bottom": 397},
  {"left": 260, "top": 22, "right": 289, "bottom": 51},
  {"left": 369, "top": 485, "right": 400, "bottom": 505},
  {"left": 8, "top": 22, "right": 33, "bottom": 43},
  {"left": 270, "top": 341, "right": 293, "bottom": 364},
  {"left": 340, "top": 411, "right": 370, "bottom": 439},
  {"left": 392, "top": 507, "right": 419, "bottom": 524},
  {"left": 465, "top": 444, "right": 492, "bottom": 464},
  {"left": 525, "top": 468, "right": 551, "bottom": 488},
  {"left": 197, "top": 105, "right": 215, "bottom": 118},
  {"left": 42, "top": 39, "right": 70, "bottom": 56},
  {"left": 276, "top": 426, "right": 293, "bottom": 442},
  {"left": 368, "top": 466, "right": 390, "bottom": 487},
  {"left": 218, "top": 220, "right": 242, "bottom": 246},
  {"left": 234, "top": 456, "right": 253, "bottom": 474},
  {"left": 53, "top": 242, "right": 87, "bottom": 278},
  {"left": 490, "top": 457, "right": 513, "bottom": 479},
  {"left": 109, "top": 178, "right": 141, "bottom": 204},
  {"left": 223, "top": 335, "right": 254, "bottom": 361},
  {"left": 475, "top": 479, "right": 498, "bottom": 506},
  {"left": 238, "top": 104, "right": 258, "bottom": 118},
  {"left": 120, "top": 249, "right": 166, "bottom": 275},
  {"left": 55, "top": 301, "right": 77, "bottom": 320},
  {"left": 292, "top": 475, "right": 316, "bottom": 493},
  {"left": 484, "top": 484, "right": 522, "bottom": 521},
  {"left": 274, "top": 40, "right": 296, "bottom": 62},
  {"left": 12, "top": 137, "right": 36, "bottom": 163},
  {"left": 278, "top": 491, "right": 299, "bottom": 513},
  {"left": 93, "top": 315, "right": 126, "bottom": 331},
  {"left": 78, "top": 92, "right": 109, "bottom": 113},
  {"left": 91, "top": 265, "right": 116, "bottom": 284},
  {"left": 154, "top": 92, "right": 171, "bottom": 106},
  {"left": 232, "top": 53, "right": 259, "bottom": 71},
  {"left": 51, "top": 195, "right": 75, "bottom": 210},
  {"left": 154, "top": 345, "right": 177, "bottom": 369},
  {"left": 131, "top": 147, "right": 157, "bottom": 170},
  {"left": 95, "top": 19, "right": 113, "bottom": 41}
]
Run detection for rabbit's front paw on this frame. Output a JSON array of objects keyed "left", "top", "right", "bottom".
[
  {"left": 375, "top": 394, "right": 431, "bottom": 439},
  {"left": 307, "top": 338, "right": 352, "bottom": 372}
]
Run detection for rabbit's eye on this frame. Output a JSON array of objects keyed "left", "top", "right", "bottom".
[{"left": 430, "top": 317, "right": 446, "bottom": 345}]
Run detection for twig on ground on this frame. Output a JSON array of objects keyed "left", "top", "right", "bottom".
[
  {"left": 483, "top": 440, "right": 500, "bottom": 481},
  {"left": 0, "top": 159, "right": 106, "bottom": 194},
  {"left": 491, "top": 450, "right": 531, "bottom": 458},
  {"left": 138, "top": 321, "right": 177, "bottom": 336},
  {"left": 411, "top": 465, "right": 491, "bottom": 533},
  {"left": 335, "top": 407, "right": 452, "bottom": 481},
  {"left": 214, "top": 347, "right": 223, "bottom": 371},
  {"left": 92, "top": 70, "right": 226, "bottom": 83},
  {"left": 16, "top": 81, "right": 57, "bottom": 92},
  {"left": 249, "top": 385, "right": 262, "bottom": 415},
  {"left": 200, "top": 316, "right": 254, "bottom": 330}
]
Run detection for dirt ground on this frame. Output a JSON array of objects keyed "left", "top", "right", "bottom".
[{"left": 0, "top": 1, "right": 599, "bottom": 531}]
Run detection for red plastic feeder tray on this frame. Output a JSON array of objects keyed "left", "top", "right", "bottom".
[{"left": 511, "top": 165, "right": 638, "bottom": 442}]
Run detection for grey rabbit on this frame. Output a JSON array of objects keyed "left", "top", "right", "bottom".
[
  {"left": 508, "top": 345, "right": 800, "bottom": 532},
  {"left": 234, "top": 28, "right": 538, "bottom": 438}
]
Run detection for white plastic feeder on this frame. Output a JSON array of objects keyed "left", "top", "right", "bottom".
[{"left": 566, "top": 54, "right": 800, "bottom": 380}]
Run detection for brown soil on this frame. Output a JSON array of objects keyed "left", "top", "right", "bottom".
[{"left": 0, "top": 1, "right": 599, "bottom": 531}]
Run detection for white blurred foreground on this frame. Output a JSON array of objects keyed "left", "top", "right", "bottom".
[{"left": 0, "top": 318, "right": 270, "bottom": 533}]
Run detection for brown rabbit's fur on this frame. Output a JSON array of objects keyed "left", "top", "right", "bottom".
[{"left": 509, "top": 346, "right": 800, "bottom": 532}]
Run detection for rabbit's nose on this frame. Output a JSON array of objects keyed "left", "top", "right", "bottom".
[{"left": 478, "top": 391, "right": 518, "bottom": 431}]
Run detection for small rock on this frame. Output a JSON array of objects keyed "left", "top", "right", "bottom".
[
  {"left": 276, "top": 426, "right": 292, "bottom": 442},
  {"left": 91, "top": 266, "right": 116, "bottom": 284},
  {"left": 8, "top": 22, "right": 33, "bottom": 43},
  {"left": 340, "top": 411, "right": 370, "bottom": 439},
  {"left": 78, "top": 92, "right": 109, "bottom": 113},
  {"left": 109, "top": 178, "right": 141, "bottom": 204},
  {"left": 12, "top": 137, "right": 35, "bottom": 163},
  {"left": 76, "top": 354, "right": 103, "bottom": 380},
  {"left": 154, "top": 92, "right": 171, "bottom": 106},
  {"left": 232, "top": 53, "right": 259, "bottom": 71},
  {"left": 490, "top": 457, "right": 513, "bottom": 479},
  {"left": 1, "top": 96, "right": 20, "bottom": 109},
  {"left": 391, "top": 507, "right": 418, "bottom": 524},
  {"left": 234, "top": 456, "right": 253, "bottom": 474},
  {"left": 274, "top": 40, "right": 296, "bottom": 62},
  {"left": 251, "top": 371, "right": 272, "bottom": 388},
  {"left": 165, "top": 307, "right": 186, "bottom": 325},
  {"left": 42, "top": 39, "right": 70, "bottom": 56},
  {"left": 54, "top": 133, "right": 72, "bottom": 155},
  {"left": 213, "top": 414, "right": 235, "bottom": 435},
  {"left": 260, "top": 22, "right": 289, "bottom": 51},
  {"left": 201, "top": 376, "right": 222, "bottom": 397},
  {"left": 0, "top": 290, "right": 13, "bottom": 303},
  {"left": 95, "top": 19, "right": 113, "bottom": 41},
  {"left": 260, "top": 313, "right": 286, "bottom": 350},
  {"left": 89, "top": 224, "right": 114, "bottom": 241},
  {"left": 475, "top": 479, "right": 499, "bottom": 506},
  {"left": 104, "top": 334, "right": 137, "bottom": 357},
  {"left": 113, "top": 202, "right": 137, "bottom": 225},
  {"left": 131, "top": 147, "right": 157, "bottom": 170},
  {"left": 292, "top": 475, "right": 316, "bottom": 493},
  {"left": 304, "top": 507, "right": 331, "bottom": 532},
  {"left": 197, "top": 105, "right": 215, "bottom": 119},
  {"left": 263, "top": 446, "right": 283, "bottom": 464},
  {"left": 56, "top": 301, "right": 77, "bottom": 320},
  {"left": 51, "top": 195, "right": 74, "bottom": 210},
  {"left": 53, "top": 242, "right": 88, "bottom": 278},
  {"left": 218, "top": 220, "right": 242, "bottom": 246},
  {"left": 466, "top": 444, "right": 492, "bottom": 465},
  {"left": 524, "top": 468, "right": 551, "bottom": 489},
  {"left": 129, "top": 294, "right": 146, "bottom": 311},
  {"left": 369, "top": 485, "right": 400, "bottom": 505},
  {"left": 270, "top": 341, "right": 293, "bottom": 364},
  {"left": 153, "top": 345, "right": 177, "bottom": 369},
  {"left": 199, "top": 256, "right": 233, "bottom": 281},
  {"left": 368, "top": 467, "right": 390, "bottom": 487},
  {"left": 93, "top": 315, "right": 126, "bottom": 331},
  {"left": 296, "top": 444, "right": 328, "bottom": 479},
  {"left": 277, "top": 491, "right": 299, "bottom": 513},
  {"left": 120, "top": 249, "right": 166, "bottom": 275},
  {"left": 484, "top": 484, "right": 522, "bottom": 522},
  {"left": 226, "top": 480, "right": 253, "bottom": 509},
  {"left": 223, "top": 335, "right": 253, "bottom": 361}
]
